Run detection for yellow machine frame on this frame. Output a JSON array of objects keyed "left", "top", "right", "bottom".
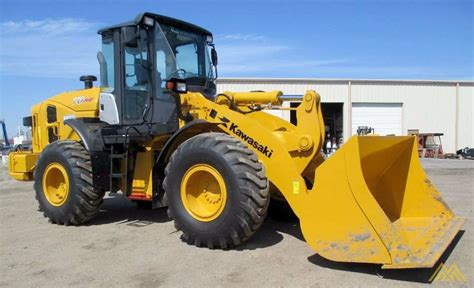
[{"left": 9, "top": 86, "right": 464, "bottom": 269}]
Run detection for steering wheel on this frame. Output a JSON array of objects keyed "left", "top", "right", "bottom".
[{"left": 168, "top": 69, "right": 187, "bottom": 79}]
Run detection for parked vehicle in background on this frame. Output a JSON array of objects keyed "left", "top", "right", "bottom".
[
  {"left": 457, "top": 147, "right": 474, "bottom": 160},
  {"left": 356, "top": 126, "right": 375, "bottom": 136}
]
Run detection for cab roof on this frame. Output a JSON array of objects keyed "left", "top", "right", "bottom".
[{"left": 98, "top": 12, "right": 212, "bottom": 36}]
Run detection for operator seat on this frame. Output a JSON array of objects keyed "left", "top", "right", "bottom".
[
  {"left": 123, "top": 58, "right": 149, "bottom": 120},
  {"left": 134, "top": 58, "right": 149, "bottom": 88}
]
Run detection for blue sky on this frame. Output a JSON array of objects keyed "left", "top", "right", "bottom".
[{"left": 0, "top": 0, "right": 472, "bottom": 137}]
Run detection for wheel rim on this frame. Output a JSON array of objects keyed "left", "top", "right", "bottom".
[
  {"left": 42, "top": 162, "right": 70, "bottom": 207},
  {"left": 180, "top": 164, "right": 227, "bottom": 222}
]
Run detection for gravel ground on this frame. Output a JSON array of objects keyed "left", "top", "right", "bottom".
[{"left": 0, "top": 158, "right": 472, "bottom": 287}]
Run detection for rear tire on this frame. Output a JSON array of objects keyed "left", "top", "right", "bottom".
[
  {"left": 34, "top": 140, "right": 104, "bottom": 225},
  {"left": 164, "top": 133, "right": 269, "bottom": 249}
]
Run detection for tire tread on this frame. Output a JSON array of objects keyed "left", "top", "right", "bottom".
[
  {"left": 164, "top": 132, "right": 269, "bottom": 249},
  {"left": 34, "top": 140, "right": 103, "bottom": 225}
]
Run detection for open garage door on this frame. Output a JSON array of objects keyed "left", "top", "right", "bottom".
[{"left": 352, "top": 103, "right": 402, "bottom": 136}]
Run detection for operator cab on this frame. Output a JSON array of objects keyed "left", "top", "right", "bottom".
[{"left": 97, "top": 12, "right": 218, "bottom": 133}]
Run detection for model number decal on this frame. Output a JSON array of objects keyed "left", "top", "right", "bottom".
[{"left": 72, "top": 96, "right": 94, "bottom": 105}]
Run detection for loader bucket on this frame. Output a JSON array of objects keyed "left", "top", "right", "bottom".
[{"left": 299, "top": 136, "right": 464, "bottom": 268}]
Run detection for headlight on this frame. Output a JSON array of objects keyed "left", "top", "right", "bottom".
[
  {"left": 144, "top": 16, "right": 154, "bottom": 26},
  {"left": 165, "top": 79, "right": 188, "bottom": 94},
  {"left": 176, "top": 82, "right": 187, "bottom": 92},
  {"left": 206, "top": 35, "right": 213, "bottom": 44}
]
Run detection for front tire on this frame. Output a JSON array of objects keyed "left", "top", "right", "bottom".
[
  {"left": 164, "top": 133, "right": 270, "bottom": 249},
  {"left": 34, "top": 140, "right": 104, "bottom": 225}
]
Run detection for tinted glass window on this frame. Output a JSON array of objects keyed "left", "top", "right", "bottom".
[
  {"left": 156, "top": 50, "right": 166, "bottom": 88},
  {"left": 176, "top": 43, "right": 199, "bottom": 75},
  {"left": 124, "top": 49, "right": 148, "bottom": 90},
  {"left": 155, "top": 23, "right": 213, "bottom": 80},
  {"left": 123, "top": 36, "right": 149, "bottom": 122},
  {"left": 101, "top": 37, "right": 115, "bottom": 92}
]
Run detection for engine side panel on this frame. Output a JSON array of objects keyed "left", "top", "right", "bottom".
[
  {"left": 32, "top": 88, "right": 100, "bottom": 153},
  {"left": 8, "top": 88, "right": 101, "bottom": 181}
]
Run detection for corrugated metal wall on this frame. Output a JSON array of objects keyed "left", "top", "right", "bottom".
[
  {"left": 458, "top": 85, "right": 474, "bottom": 150},
  {"left": 352, "top": 83, "right": 458, "bottom": 152},
  {"left": 217, "top": 78, "right": 474, "bottom": 153}
]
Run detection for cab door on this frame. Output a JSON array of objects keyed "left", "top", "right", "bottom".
[{"left": 121, "top": 29, "right": 151, "bottom": 125}]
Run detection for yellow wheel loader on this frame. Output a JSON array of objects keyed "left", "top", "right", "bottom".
[{"left": 8, "top": 12, "right": 464, "bottom": 269}]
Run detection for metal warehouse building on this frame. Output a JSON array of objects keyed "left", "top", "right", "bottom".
[{"left": 217, "top": 78, "right": 473, "bottom": 153}]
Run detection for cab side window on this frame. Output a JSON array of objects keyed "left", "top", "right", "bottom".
[{"left": 123, "top": 36, "right": 149, "bottom": 122}]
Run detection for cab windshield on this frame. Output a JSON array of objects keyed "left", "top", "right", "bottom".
[{"left": 155, "top": 23, "right": 213, "bottom": 84}]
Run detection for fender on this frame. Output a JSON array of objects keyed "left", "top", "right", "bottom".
[
  {"left": 156, "top": 120, "right": 222, "bottom": 166},
  {"left": 63, "top": 118, "right": 105, "bottom": 152},
  {"left": 63, "top": 117, "right": 110, "bottom": 191}
]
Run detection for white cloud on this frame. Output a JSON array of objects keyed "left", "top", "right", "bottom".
[
  {"left": 213, "top": 33, "right": 449, "bottom": 79},
  {"left": 216, "top": 59, "right": 352, "bottom": 74},
  {"left": 215, "top": 33, "right": 351, "bottom": 76},
  {"left": 0, "top": 22, "right": 350, "bottom": 80},
  {"left": 0, "top": 18, "right": 100, "bottom": 78},
  {"left": 219, "top": 44, "right": 289, "bottom": 58},
  {"left": 220, "top": 33, "right": 268, "bottom": 42},
  {"left": 1, "top": 18, "right": 97, "bottom": 35},
  {"left": 0, "top": 22, "right": 443, "bottom": 80}
]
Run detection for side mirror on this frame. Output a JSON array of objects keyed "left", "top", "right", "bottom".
[
  {"left": 211, "top": 47, "right": 218, "bottom": 66},
  {"left": 121, "top": 26, "right": 138, "bottom": 47}
]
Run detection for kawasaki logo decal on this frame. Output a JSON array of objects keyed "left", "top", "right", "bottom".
[
  {"left": 229, "top": 123, "right": 274, "bottom": 158},
  {"left": 209, "top": 109, "right": 274, "bottom": 158}
]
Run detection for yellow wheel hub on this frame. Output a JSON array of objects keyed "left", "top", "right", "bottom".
[
  {"left": 42, "top": 163, "right": 70, "bottom": 207},
  {"left": 180, "top": 164, "right": 227, "bottom": 222}
]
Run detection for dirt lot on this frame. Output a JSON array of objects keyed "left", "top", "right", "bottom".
[{"left": 0, "top": 159, "right": 472, "bottom": 287}]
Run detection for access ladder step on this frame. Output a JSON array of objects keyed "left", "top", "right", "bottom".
[
  {"left": 110, "top": 154, "right": 125, "bottom": 159},
  {"left": 111, "top": 173, "right": 124, "bottom": 178}
]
